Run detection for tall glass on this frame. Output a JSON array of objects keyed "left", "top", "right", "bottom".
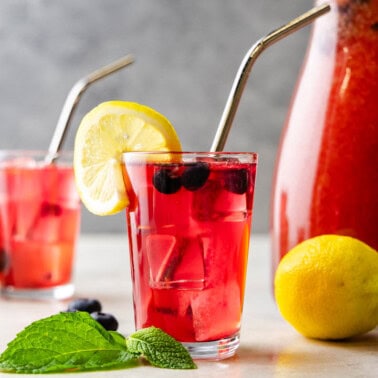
[
  {"left": 271, "top": 0, "right": 378, "bottom": 274},
  {"left": 122, "top": 151, "right": 258, "bottom": 360},
  {"left": 0, "top": 150, "right": 81, "bottom": 300}
]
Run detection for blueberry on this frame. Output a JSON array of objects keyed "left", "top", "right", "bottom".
[
  {"left": 182, "top": 162, "right": 210, "bottom": 191},
  {"left": 152, "top": 167, "right": 181, "bottom": 194},
  {"left": 223, "top": 169, "right": 249, "bottom": 194},
  {"left": 91, "top": 312, "right": 119, "bottom": 331},
  {"left": 67, "top": 298, "right": 102, "bottom": 313}
]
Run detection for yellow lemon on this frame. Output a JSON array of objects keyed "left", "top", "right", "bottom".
[
  {"left": 274, "top": 234, "right": 378, "bottom": 340},
  {"left": 74, "top": 101, "right": 181, "bottom": 215}
]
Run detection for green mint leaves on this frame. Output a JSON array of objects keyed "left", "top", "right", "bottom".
[
  {"left": 0, "top": 312, "right": 196, "bottom": 373},
  {"left": 127, "top": 327, "right": 196, "bottom": 369},
  {"left": 0, "top": 312, "right": 136, "bottom": 373}
]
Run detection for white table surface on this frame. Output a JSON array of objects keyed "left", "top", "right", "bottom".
[{"left": 0, "top": 234, "right": 377, "bottom": 377}]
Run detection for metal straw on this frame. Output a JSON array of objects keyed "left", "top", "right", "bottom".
[
  {"left": 46, "top": 54, "right": 135, "bottom": 163},
  {"left": 210, "top": 3, "right": 330, "bottom": 152}
]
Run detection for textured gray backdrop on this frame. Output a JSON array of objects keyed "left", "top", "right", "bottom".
[{"left": 0, "top": 0, "right": 316, "bottom": 233}]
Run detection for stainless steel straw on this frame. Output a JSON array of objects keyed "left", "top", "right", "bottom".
[
  {"left": 210, "top": 3, "right": 330, "bottom": 152},
  {"left": 46, "top": 54, "right": 135, "bottom": 163}
]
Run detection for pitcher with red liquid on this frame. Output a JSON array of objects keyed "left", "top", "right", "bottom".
[{"left": 271, "top": 0, "right": 378, "bottom": 272}]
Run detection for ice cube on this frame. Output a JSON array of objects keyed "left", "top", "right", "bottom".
[
  {"left": 9, "top": 168, "right": 43, "bottom": 238},
  {"left": 153, "top": 188, "right": 192, "bottom": 229},
  {"left": 191, "top": 282, "right": 242, "bottom": 341},
  {"left": 146, "top": 234, "right": 205, "bottom": 289},
  {"left": 0, "top": 199, "right": 17, "bottom": 239},
  {"left": 173, "top": 237, "right": 205, "bottom": 289},
  {"left": 147, "top": 289, "right": 195, "bottom": 341},
  {"left": 200, "top": 221, "right": 248, "bottom": 287},
  {"left": 26, "top": 202, "right": 63, "bottom": 243},
  {"left": 8, "top": 238, "right": 73, "bottom": 287},
  {"left": 192, "top": 178, "right": 247, "bottom": 222},
  {"left": 146, "top": 234, "right": 178, "bottom": 284}
]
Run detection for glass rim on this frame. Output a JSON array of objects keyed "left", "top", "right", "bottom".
[
  {"left": 0, "top": 150, "right": 73, "bottom": 158},
  {"left": 122, "top": 150, "right": 258, "bottom": 161},
  {"left": 0, "top": 149, "right": 73, "bottom": 153},
  {"left": 0, "top": 150, "right": 74, "bottom": 165}
]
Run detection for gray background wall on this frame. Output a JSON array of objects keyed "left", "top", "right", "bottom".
[{"left": 0, "top": 0, "right": 316, "bottom": 234}]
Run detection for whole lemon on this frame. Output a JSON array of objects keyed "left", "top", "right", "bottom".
[{"left": 274, "top": 234, "right": 378, "bottom": 340}]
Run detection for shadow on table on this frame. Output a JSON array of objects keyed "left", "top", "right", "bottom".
[
  {"left": 227, "top": 328, "right": 378, "bottom": 366},
  {"left": 228, "top": 345, "right": 280, "bottom": 365},
  {"left": 313, "top": 329, "right": 378, "bottom": 351}
]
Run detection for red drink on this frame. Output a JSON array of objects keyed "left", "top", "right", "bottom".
[
  {"left": 123, "top": 152, "right": 257, "bottom": 359},
  {"left": 271, "top": 0, "right": 378, "bottom": 271},
  {"left": 0, "top": 151, "right": 81, "bottom": 299}
]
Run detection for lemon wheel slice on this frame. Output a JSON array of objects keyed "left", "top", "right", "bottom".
[{"left": 74, "top": 101, "right": 182, "bottom": 215}]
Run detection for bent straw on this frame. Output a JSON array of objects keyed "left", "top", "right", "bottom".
[
  {"left": 210, "top": 3, "right": 330, "bottom": 152},
  {"left": 46, "top": 54, "right": 135, "bottom": 163}
]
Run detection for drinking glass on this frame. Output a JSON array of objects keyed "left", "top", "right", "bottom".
[
  {"left": 0, "top": 150, "right": 81, "bottom": 300},
  {"left": 122, "top": 151, "right": 257, "bottom": 360}
]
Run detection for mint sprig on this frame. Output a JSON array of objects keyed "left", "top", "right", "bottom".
[
  {"left": 0, "top": 312, "right": 196, "bottom": 373},
  {"left": 127, "top": 327, "right": 197, "bottom": 369}
]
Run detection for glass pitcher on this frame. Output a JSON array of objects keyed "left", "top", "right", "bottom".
[{"left": 271, "top": 0, "right": 378, "bottom": 273}]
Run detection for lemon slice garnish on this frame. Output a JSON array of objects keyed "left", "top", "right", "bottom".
[{"left": 74, "top": 101, "right": 181, "bottom": 215}]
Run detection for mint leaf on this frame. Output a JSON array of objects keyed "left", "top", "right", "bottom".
[
  {"left": 126, "top": 327, "right": 197, "bottom": 369},
  {"left": 0, "top": 312, "right": 137, "bottom": 373},
  {"left": 0, "top": 314, "right": 196, "bottom": 373},
  {"left": 108, "top": 330, "right": 128, "bottom": 349}
]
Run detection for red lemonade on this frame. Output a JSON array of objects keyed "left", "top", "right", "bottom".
[
  {"left": 0, "top": 152, "right": 80, "bottom": 298},
  {"left": 123, "top": 152, "right": 257, "bottom": 356},
  {"left": 271, "top": 0, "right": 378, "bottom": 271}
]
